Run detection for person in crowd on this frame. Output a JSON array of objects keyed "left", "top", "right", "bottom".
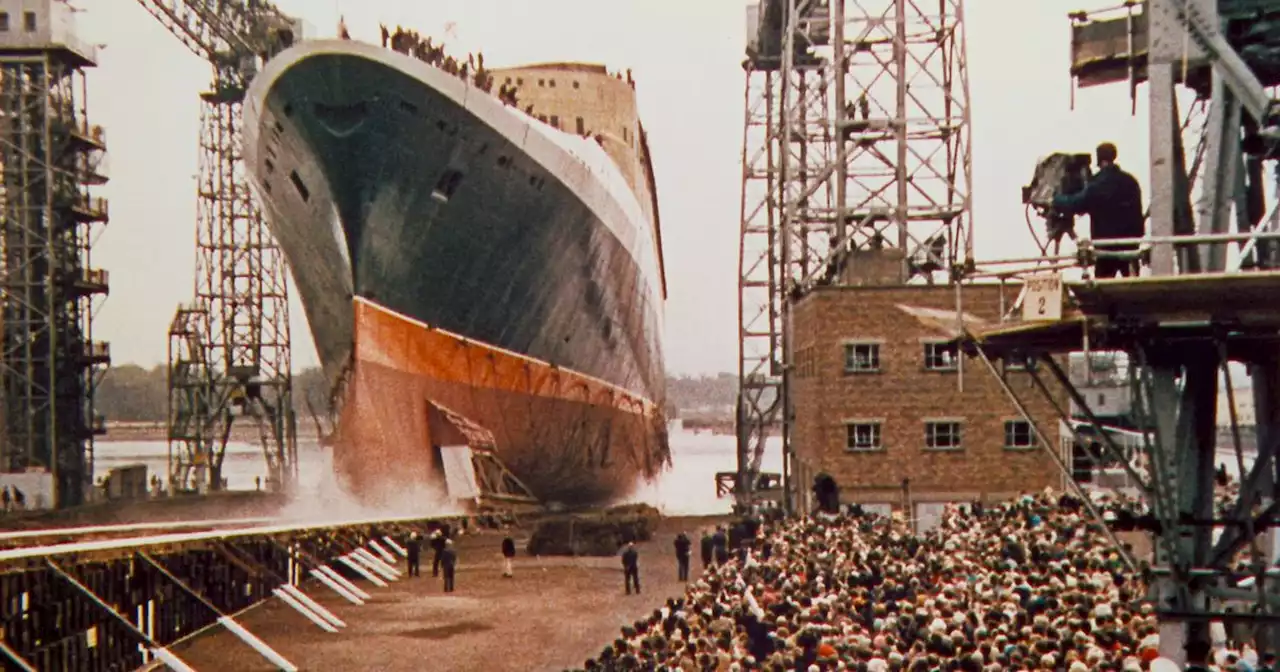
[
  {"left": 622, "top": 541, "right": 641, "bottom": 595},
  {"left": 567, "top": 487, "right": 1265, "bottom": 671},
  {"left": 405, "top": 531, "right": 422, "bottom": 578},
  {"left": 440, "top": 539, "right": 458, "bottom": 593},
  {"left": 700, "top": 529, "right": 714, "bottom": 569},
  {"left": 673, "top": 531, "right": 692, "bottom": 582},
  {"left": 501, "top": 534, "right": 516, "bottom": 578}
]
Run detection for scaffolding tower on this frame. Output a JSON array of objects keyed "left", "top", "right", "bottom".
[
  {"left": 134, "top": 0, "right": 301, "bottom": 494},
  {"left": 0, "top": 0, "right": 110, "bottom": 508},
  {"left": 732, "top": 0, "right": 972, "bottom": 509}
]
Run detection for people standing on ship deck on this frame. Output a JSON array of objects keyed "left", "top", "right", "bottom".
[
  {"left": 699, "top": 529, "right": 713, "bottom": 568},
  {"left": 405, "top": 532, "right": 422, "bottom": 578},
  {"left": 10, "top": 487, "right": 23, "bottom": 511},
  {"left": 380, "top": 24, "right": 389, "bottom": 48},
  {"left": 673, "top": 532, "right": 691, "bottom": 582},
  {"left": 1, "top": 486, "right": 9, "bottom": 513},
  {"left": 501, "top": 534, "right": 516, "bottom": 578},
  {"left": 621, "top": 542, "right": 641, "bottom": 595},
  {"left": 430, "top": 528, "right": 446, "bottom": 577},
  {"left": 441, "top": 539, "right": 458, "bottom": 592}
]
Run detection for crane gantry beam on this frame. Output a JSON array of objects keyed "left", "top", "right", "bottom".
[{"left": 134, "top": 0, "right": 302, "bottom": 495}]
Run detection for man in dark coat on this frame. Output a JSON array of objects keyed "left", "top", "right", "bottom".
[
  {"left": 712, "top": 526, "right": 729, "bottom": 566},
  {"left": 673, "top": 532, "right": 692, "bottom": 581},
  {"left": 501, "top": 535, "right": 516, "bottom": 578},
  {"left": 405, "top": 532, "right": 422, "bottom": 577},
  {"left": 621, "top": 542, "right": 640, "bottom": 595},
  {"left": 440, "top": 539, "right": 458, "bottom": 592},
  {"left": 699, "top": 530, "right": 713, "bottom": 568},
  {"left": 430, "top": 528, "right": 446, "bottom": 577},
  {"left": 1052, "top": 142, "right": 1145, "bottom": 278}
]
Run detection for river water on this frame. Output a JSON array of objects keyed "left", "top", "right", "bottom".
[
  {"left": 91, "top": 426, "right": 784, "bottom": 517},
  {"left": 90, "top": 428, "right": 1253, "bottom": 518}
]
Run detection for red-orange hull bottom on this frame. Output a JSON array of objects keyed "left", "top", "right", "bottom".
[{"left": 332, "top": 299, "right": 669, "bottom": 507}]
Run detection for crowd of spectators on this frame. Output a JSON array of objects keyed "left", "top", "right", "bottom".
[{"left": 572, "top": 489, "right": 1274, "bottom": 672}]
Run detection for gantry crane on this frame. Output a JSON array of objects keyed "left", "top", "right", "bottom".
[{"left": 135, "top": 0, "right": 303, "bottom": 494}]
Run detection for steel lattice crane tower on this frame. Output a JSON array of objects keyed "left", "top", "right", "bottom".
[
  {"left": 134, "top": 0, "right": 303, "bottom": 494},
  {"left": 0, "top": 0, "right": 110, "bottom": 509},
  {"left": 732, "top": 0, "right": 972, "bottom": 509}
]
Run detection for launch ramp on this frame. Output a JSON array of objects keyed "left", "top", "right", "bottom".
[{"left": 426, "top": 400, "right": 539, "bottom": 508}]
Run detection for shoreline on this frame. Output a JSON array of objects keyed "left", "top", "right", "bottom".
[{"left": 98, "top": 423, "right": 324, "bottom": 444}]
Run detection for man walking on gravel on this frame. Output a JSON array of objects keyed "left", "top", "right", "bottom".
[
  {"left": 621, "top": 541, "right": 641, "bottom": 595},
  {"left": 441, "top": 539, "right": 458, "bottom": 592},
  {"left": 673, "top": 532, "right": 692, "bottom": 581},
  {"left": 501, "top": 534, "right": 516, "bottom": 578},
  {"left": 405, "top": 532, "right": 422, "bottom": 577},
  {"left": 430, "top": 528, "right": 446, "bottom": 577}
]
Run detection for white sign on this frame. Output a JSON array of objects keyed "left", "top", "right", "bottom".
[{"left": 1022, "top": 273, "right": 1064, "bottom": 322}]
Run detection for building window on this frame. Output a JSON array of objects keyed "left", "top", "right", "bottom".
[
  {"left": 846, "top": 422, "right": 882, "bottom": 452},
  {"left": 23, "top": 11, "right": 35, "bottom": 32},
  {"left": 1004, "top": 420, "right": 1035, "bottom": 449},
  {"left": 538, "top": 79, "right": 545, "bottom": 87},
  {"left": 576, "top": 117, "right": 585, "bottom": 134},
  {"left": 923, "top": 342, "right": 959, "bottom": 371},
  {"left": 925, "top": 421, "right": 962, "bottom": 450},
  {"left": 573, "top": 81, "right": 581, "bottom": 89},
  {"left": 550, "top": 115, "right": 560, "bottom": 129},
  {"left": 517, "top": 78, "right": 524, "bottom": 86},
  {"left": 0, "top": 13, "right": 10, "bottom": 32},
  {"left": 549, "top": 79, "right": 556, "bottom": 88},
  {"left": 843, "top": 342, "right": 880, "bottom": 373}
]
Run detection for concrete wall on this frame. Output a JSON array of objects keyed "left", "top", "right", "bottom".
[{"left": 791, "top": 281, "right": 1068, "bottom": 509}]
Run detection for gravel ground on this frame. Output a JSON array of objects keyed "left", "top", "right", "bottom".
[{"left": 170, "top": 515, "right": 727, "bottom": 672}]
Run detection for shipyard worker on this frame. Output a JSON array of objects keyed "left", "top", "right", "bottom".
[
  {"left": 1051, "top": 142, "right": 1145, "bottom": 278},
  {"left": 429, "top": 528, "right": 446, "bottom": 577},
  {"left": 673, "top": 532, "right": 692, "bottom": 582},
  {"left": 440, "top": 539, "right": 458, "bottom": 592},
  {"left": 380, "top": 24, "right": 389, "bottom": 48},
  {"left": 711, "top": 526, "right": 729, "bottom": 566},
  {"left": 501, "top": 534, "right": 516, "bottom": 578},
  {"left": 405, "top": 532, "right": 422, "bottom": 578},
  {"left": 1, "top": 486, "right": 9, "bottom": 512},
  {"left": 699, "top": 529, "right": 713, "bottom": 568},
  {"left": 11, "top": 487, "right": 23, "bottom": 511},
  {"left": 621, "top": 542, "right": 641, "bottom": 595}
]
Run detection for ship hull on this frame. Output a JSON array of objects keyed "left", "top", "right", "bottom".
[{"left": 243, "top": 41, "right": 668, "bottom": 506}]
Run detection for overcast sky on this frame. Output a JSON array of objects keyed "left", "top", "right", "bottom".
[{"left": 80, "top": 0, "right": 1166, "bottom": 376}]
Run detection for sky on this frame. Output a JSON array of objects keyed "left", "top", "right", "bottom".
[{"left": 77, "top": 0, "right": 1166, "bottom": 376}]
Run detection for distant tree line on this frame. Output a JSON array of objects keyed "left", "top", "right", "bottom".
[
  {"left": 94, "top": 366, "right": 740, "bottom": 422},
  {"left": 94, "top": 364, "right": 330, "bottom": 423}
]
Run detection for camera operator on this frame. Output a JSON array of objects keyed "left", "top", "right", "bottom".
[{"left": 1052, "top": 142, "right": 1145, "bottom": 278}]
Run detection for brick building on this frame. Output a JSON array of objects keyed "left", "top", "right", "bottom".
[{"left": 791, "top": 272, "right": 1068, "bottom": 519}]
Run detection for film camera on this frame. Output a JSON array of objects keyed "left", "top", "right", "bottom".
[{"left": 1022, "top": 153, "right": 1093, "bottom": 253}]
